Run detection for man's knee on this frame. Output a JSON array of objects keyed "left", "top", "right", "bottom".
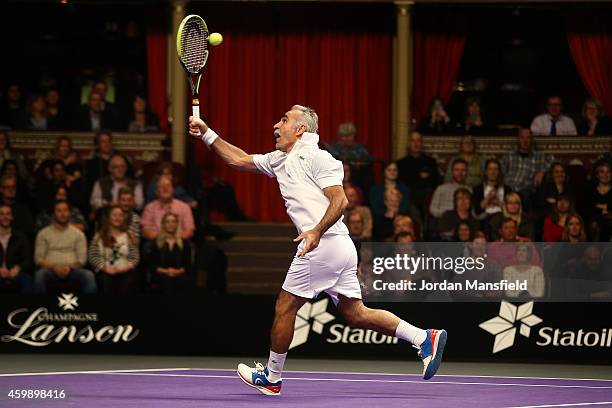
[{"left": 274, "top": 290, "right": 305, "bottom": 318}]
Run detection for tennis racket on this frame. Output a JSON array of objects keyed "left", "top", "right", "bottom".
[{"left": 176, "top": 14, "right": 209, "bottom": 136}]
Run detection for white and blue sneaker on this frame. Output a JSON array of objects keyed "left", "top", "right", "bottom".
[
  {"left": 417, "top": 329, "right": 447, "bottom": 380},
  {"left": 237, "top": 362, "right": 282, "bottom": 395}
]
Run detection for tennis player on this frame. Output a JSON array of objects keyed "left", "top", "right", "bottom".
[{"left": 188, "top": 105, "right": 447, "bottom": 396}]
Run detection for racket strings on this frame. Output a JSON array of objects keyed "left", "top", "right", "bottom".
[{"left": 180, "top": 19, "right": 209, "bottom": 73}]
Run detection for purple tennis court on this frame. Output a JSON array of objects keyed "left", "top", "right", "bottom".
[{"left": 2, "top": 368, "right": 612, "bottom": 408}]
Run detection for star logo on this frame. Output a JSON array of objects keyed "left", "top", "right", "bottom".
[
  {"left": 479, "top": 300, "right": 542, "bottom": 353},
  {"left": 289, "top": 298, "right": 335, "bottom": 350},
  {"left": 57, "top": 293, "right": 79, "bottom": 311}
]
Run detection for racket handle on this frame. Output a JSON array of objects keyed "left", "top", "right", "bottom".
[{"left": 192, "top": 104, "right": 201, "bottom": 136}]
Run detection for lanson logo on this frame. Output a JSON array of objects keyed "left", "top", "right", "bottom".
[
  {"left": 289, "top": 298, "right": 398, "bottom": 350},
  {"left": 480, "top": 301, "right": 612, "bottom": 353}
]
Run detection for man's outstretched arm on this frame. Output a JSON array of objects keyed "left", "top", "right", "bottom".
[{"left": 188, "top": 116, "right": 258, "bottom": 172}]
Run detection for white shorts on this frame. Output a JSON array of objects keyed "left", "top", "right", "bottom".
[{"left": 282, "top": 234, "right": 361, "bottom": 305}]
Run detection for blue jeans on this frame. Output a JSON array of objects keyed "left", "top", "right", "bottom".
[
  {"left": 34, "top": 268, "right": 97, "bottom": 294},
  {"left": 0, "top": 273, "right": 34, "bottom": 294}
]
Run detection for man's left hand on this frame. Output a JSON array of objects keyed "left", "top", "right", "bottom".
[{"left": 294, "top": 229, "right": 321, "bottom": 257}]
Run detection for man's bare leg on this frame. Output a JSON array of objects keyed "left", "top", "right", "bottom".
[{"left": 337, "top": 295, "right": 447, "bottom": 380}]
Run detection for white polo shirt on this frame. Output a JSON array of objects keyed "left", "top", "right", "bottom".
[{"left": 253, "top": 132, "right": 349, "bottom": 236}]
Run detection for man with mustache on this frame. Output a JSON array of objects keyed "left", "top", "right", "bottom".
[{"left": 189, "top": 106, "right": 447, "bottom": 396}]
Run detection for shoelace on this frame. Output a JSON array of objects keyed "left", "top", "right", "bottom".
[{"left": 254, "top": 362, "right": 265, "bottom": 373}]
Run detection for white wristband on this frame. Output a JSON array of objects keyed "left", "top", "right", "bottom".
[{"left": 201, "top": 127, "right": 219, "bottom": 148}]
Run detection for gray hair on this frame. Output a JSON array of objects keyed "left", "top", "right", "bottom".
[{"left": 291, "top": 104, "right": 319, "bottom": 134}]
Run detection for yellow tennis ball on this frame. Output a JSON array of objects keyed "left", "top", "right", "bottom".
[{"left": 209, "top": 32, "right": 223, "bottom": 47}]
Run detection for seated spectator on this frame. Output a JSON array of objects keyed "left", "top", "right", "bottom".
[
  {"left": 85, "top": 131, "right": 123, "bottom": 191},
  {"left": 0, "top": 83, "right": 23, "bottom": 129},
  {"left": 369, "top": 162, "right": 411, "bottom": 216},
  {"left": 530, "top": 95, "right": 577, "bottom": 136},
  {"left": 0, "top": 130, "right": 29, "bottom": 182},
  {"left": 429, "top": 158, "right": 471, "bottom": 219},
  {"left": 344, "top": 185, "right": 372, "bottom": 240},
  {"left": 36, "top": 136, "right": 83, "bottom": 189},
  {"left": 437, "top": 188, "right": 479, "bottom": 240},
  {"left": 543, "top": 195, "right": 573, "bottom": 243},
  {"left": 45, "top": 88, "right": 68, "bottom": 130},
  {"left": 1, "top": 159, "right": 32, "bottom": 205},
  {"left": 454, "top": 97, "right": 491, "bottom": 135},
  {"left": 15, "top": 94, "right": 49, "bottom": 131},
  {"left": 444, "top": 135, "right": 484, "bottom": 188},
  {"left": 396, "top": 131, "right": 440, "bottom": 215},
  {"left": 561, "top": 213, "right": 587, "bottom": 243},
  {"left": 418, "top": 97, "right": 451, "bottom": 134},
  {"left": 503, "top": 243, "right": 545, "bottom": 299},
  {"left": 141, "top": 175, "right": 195, "bottom": 240},
  {"left": 453, "top": 221, "right": 474, "bottom": 243},
  {"left": 37, "top": 160, "right": 87, "bottom": 214},
  {"left": 454, "top": 232, "right": 502, "bottom": 298},
  {"left": 373, "top": 188, "right": 404, "bottom": 241},
  {"left": 342, "top": 162, "right": 363, "bottom": 202},
  {"left": 577, "top": 98, "right": 612, "bottom": 136},
  {"left": 488, "top": 218, "right": 540, "bottom": 272},
  {"left": 501, "top": 128, "right": 551, "bottom": 210},
  {"left": 148, "top": 212, "right": 194, "bottom": 294},
  {"left": 90, "top": 154, "right": 143, "bottom": 214},
  {"left": 347, "top": 210, "right": 366, "bottom": 258},
  {"left": 473, "top": 158, "right": 511, "bottom": 221},
  {"left": 88, "top": 205, "right": 139, "bottom": 294},
  {"left": 392, "top": 215, "right": 417, "bottom": 241},
  {"left": 326, "top": 122, "right": 372, "bottom": 167},
  {"left": 536, "top": 162, "right": 571, "bottom": 216},
  {"left": 118, "top": 187, "right": 141, "bottom": 243},
  {"left": 35, "top": 184, "right": 87, "bottom": 233},
  {"left": 567, "top": 245, "right": 611, "bottom": 299},
  {"left": 0, "top": 205, "right": 33, "bottom": 293},
  {"left": 0, "top": 175, "right": 34, "bottom": 240},
  {"left": 33, "top": 200, "right": 95, "bottom": 294},
  {"left": 486, "top": 192, "right": 535, "bottom": 241},
  {"left": 145, "top": 162, "right": 196, "bottom": 207},
  {"left": 74, "top": 91, "right": 120, "bottom": 131},
  {"left": 127, "top": 94, "right": 160, "bottom": 133},
  {"left": 586, "top": 162, "right": 612, "bottom": 241}
]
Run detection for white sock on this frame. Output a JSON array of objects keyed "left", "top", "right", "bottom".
[
  {"left": 266, "top": 350, "right": 286, "bottom": 382},
  {"left": 395, "top": 320, "right": 427, "bottom": 346}
]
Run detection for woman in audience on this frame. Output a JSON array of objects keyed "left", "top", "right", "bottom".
[
  {"left": 369, "top": 162, "right": 411, "bottom": 216},
  {"left": 148, "top": 212, "right": 194, "bottom": 293},
  {"left": 473, "top": 158, "right": 511, "bottom": 222},
  {"left": 503, "top": 243, "right": 545, "bottom": 299},
  {"left": 455, "top": 97, "right": 490, "bottom": 135},
  {"left": 373, "top": 188, "right": 404, "bottom": 241},
  {"left": 127, "top": 94, "right": 160, "bottom": 133},
  {"left": 543, "top": 194, "right": 573, "bottom": 242},
  {"left": 577, "top": 98, "right": 612, "bottom": 136},
  {"left": 342, "top": 162, "right": 363, "bottom": 203},
  {"left": 1, "top": 159, "right": 31, "bottom": 205},
  {"left": 487, "top": 192, "right": 534, "bottom": 241},
  {"left": 37, "top": 136, "right": 83, "bottom": 187},
  {"left": 45, "top": 88, "right": 67, "bottom": 130},
  {"left": 586, "top": 162, "right": 612, "bottom": 241},
  {"left": 88, "top": 205, "right": 139, "bottom": 294},
  {"left": 15, "top": 94, "right": 49, "bottom": 131},
  {"left": 418, "top": 97, "right": 451, "bottom": 134},
  {"left": 35, "top": 184, "right": 86, "bottom": 233},
  {"left": 437, "top": 188, "right": 479, "bottom": 241},
  {"left": 444, "top": 136, "right": 483, "bottom": 188},
  {"left": 562, "top": 213, "right": 587, "bottom": 243},
  {"left": 536, "top": 162, "right": 571, "bottom": 216},
  {"left": 0, "top": 130, "right": 29, "bottom": 182}
]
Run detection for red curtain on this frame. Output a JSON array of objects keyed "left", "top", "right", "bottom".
[
  {"left": 411, "top": 11, "right": 467, "bottom": 125},
  {"left": 566, "top": 12, "right": 612, "bottom": 117},
  {"left": 196, "top": 32, "right": 392, "bottom": 221},
  {"left": 146, "top": 28, "right": 168, "bottom": 131}
]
